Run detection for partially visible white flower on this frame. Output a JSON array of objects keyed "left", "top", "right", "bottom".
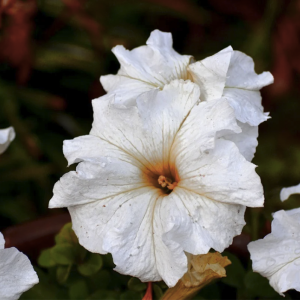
[
  {"left": 101, "top": 30, "right": 273, "bottom": 161},
  {"left": 0, "top": 232, "right": 39, "bottom": 300},
  {"left": 248, "top": 209, "right": 300, "bottom": 296},
  {"left": 0, "top": 127, "right": 39, "bottom": 298},
  {"left": 50, "top": 80, "right": 264, "bottom": 287},
  {"left": 0, "top": 127, "right": 15, "bottom": 154},
  {"left": 280, "top": 183, "right": 300, "bottom": 202}
]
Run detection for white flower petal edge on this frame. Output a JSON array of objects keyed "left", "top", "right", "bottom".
[
  {"left": 100, "top": 30, "right": 191, "bottom": 106},
  {"left": 188, "top": 46, "right": 232, "bottom": 102},
  {"left": 225, "top": 50, "right": 273, "bottom": 126},
  {"left": 50, "top": 80, "right": 264, "bottom": 287},
  {"left": 189, "top": 48, "right": 273, "bottom": 161},
  {"left": 280, "top": 183, "right": 300, "bottom": 202},
  {"left": 220, "top": 122, "right": 258, "bottom": 162},
  {"left": 248, "top": 209, "right": 300, "bottom": 296},
  {"left": 0, "top": 232, "right": 39, "bottom": 300},
  {"left": 0, "top": 127, "right": 15, "bottom": 154},
  {"left": 0, "top": 232, "right": 5, "bottom": 249}
]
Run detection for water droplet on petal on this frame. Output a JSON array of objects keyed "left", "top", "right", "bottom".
[
  {"left": 101, "top": 162, "right": 106, "bottom": 168},
  {"left": 294, "top": 248, "right": 300, "bottom": 255},
  {"left": 266, "top": 258, "right": 276, "bottom": 267}
]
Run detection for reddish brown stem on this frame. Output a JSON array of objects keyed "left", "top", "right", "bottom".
[{"left": 142, "top": 282, "right": 153, "bottom": 300}]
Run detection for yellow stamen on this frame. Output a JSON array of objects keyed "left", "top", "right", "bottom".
[{"left": 158, "top": 175, "right": 177, "bottom": 190}]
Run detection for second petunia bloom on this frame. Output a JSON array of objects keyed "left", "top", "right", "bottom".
[
  {"left": 50, "top": 80, "right": 264, "bottom": 287},
  {"left": 101, "top": 30, "right": 273, "bottom": 161}
]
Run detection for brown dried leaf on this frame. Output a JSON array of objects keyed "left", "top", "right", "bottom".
[{"left": 162, "top": 252, "right": 231, "bottom": 300}]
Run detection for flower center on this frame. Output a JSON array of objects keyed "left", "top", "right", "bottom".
[
  {"left": 158, "top": 175, "right": 177, "bottom": 193},
  {"left": 141, "top": 163, "right": 179, "bottom": 195}
]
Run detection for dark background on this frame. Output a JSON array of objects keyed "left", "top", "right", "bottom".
[{"left": 0, "top": 0, "right": 300, "bottom": 298}]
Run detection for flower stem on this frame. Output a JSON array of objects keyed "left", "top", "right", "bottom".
[{"left": 142, "top": 282, "right": 152, "bottom": 300}]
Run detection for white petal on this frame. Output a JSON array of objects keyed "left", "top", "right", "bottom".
[
  {"left": 62, "top": 135, "right": 141, "bottom": 168},
  {"left": 0, "top": 232, "right": 5, "bottom": 249},
  {"left": 280, "top": 184, "right": 300, "bottom": 202},
  {"left": 188, "top": 46, "right": 233, "bottom": 102},
  {"left": 100, "top": 75, "right": 154, "bottom": 106},
  {"left": 220, "top": 121, "right": 258, "bottom": 161},
  {"left": 91, "top": 80, "right": 200, "bottom": 175},
  {"left": 0, "top": 127, "right": 15, "bottom": 154},
  {"left": 163, "top": 187, "right": 246, "bottom": 254},
  {"left": 170, "top": 98, "right": 263, "bottom": 206},
  {"left": 170, "top": 97, "right": 241, "bottom": 171},
  {"left": 0, "top": 248, "right": 39, "bottom": 300},
  {"left": 49, "top": 156, "right": 145, "bottom": 208},
  {"left": 271, "top": 209, "right": 300, "bottom": 239},
  {"left": 248, "top": 208, "right": 300, "bottom": 295},
  {"left": 146, "top": 29, "right": 173, "bottom": 48},
  {"left": 109, "top": 30, "right": 191, "bottom": 90},
  {"left": 223, "top": 87, "right": 269, "bottom": 126},
  {"left": 69, "top": 188, "right": 187, "bottom": 287},
  {"left": 177, "top": 139, "right": 264, "bottom": 207},
  {"left": 226, "top": 51, "right": 274, "bottom": 90}
]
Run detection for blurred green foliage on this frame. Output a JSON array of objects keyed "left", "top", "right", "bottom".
[{"left": 1, "top": 0, "right": 300, "bottom": 299}]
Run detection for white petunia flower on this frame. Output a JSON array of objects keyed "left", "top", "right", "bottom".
[
  {"left": 0, "top": 127, "right": 15, "bottom": 154},
  {"left": 248, "top": 208, "right": 300, "bottom": 296},
  {"left": 101, "top": 30, "right": 273, "bottom": 161},
  {"left": 0, "top": 128, "right": 38, "bottom": 298},
  {"left": 0, "top": 232, "right": 39, "bottom": 300},
  {"left": 50, "top": 80, "right": 264, "bottom": 287},
  {"left": 280, "top": 183, "right": 300, "bottom": 202}
]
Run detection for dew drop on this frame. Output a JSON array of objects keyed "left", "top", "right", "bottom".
[
  {"left": 101, "top": 162, "right": 106, "bottom": 168},
  {"left": 294, "top": 248, "right": 300, "bottom": 255},
  {"left": 266, "top": 258, "right": 276, "bottom": 267}
]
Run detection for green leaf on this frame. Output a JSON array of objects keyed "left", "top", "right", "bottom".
[
  {"left": 128, "top": 277, "right": 147, "bottom": 292},
  {"left": 56, "top": 265, "right": 72, "bottom": 284},
  {"left": 86, "top": 290, "right": 119, "bottom": 300},
  {"left": 51, "top": 244, "right": 76, "bottom": 265},
  {"left": 196, "top": 282, "right": 221, "bottom": 299},
  {"left": 38, "top": 249, "right": 57, "bottom": 268},
  {"left": 69, "top": 280, "right": 89, "bottom": 299},
  {"left": 153, "top": 283, "right": 163, "bottom": 299},
  {"left": 20, "top": 284, "right": 69, "bottom": 300},
  {"left": 102, "top": 253, "right": 115, "bottom": 268},
  {"left": 244, "top": 271, "right": 281, "bottom": 298},
  {"left": 20, "top": 267, "right": 69, "bottom": 299},
  {"left": 77, "top": 253, "right": 103, "bottom": 276},
  {"left": 55, "top": 223, "right": 78, "bottom": 245},
  {"left": 120, "top": 290, "right": 142, "bottom": 300},
  {"left": 110, "top": 271, "right": 131, "bottom": 289},
  {"left": 90, "top": 270, "right": 111, "bottom": 290},
  {"left": 157, "top": 281, "right": 168, "bottom": 290},
  {"left": 221, "top": 252, "right": 245, "bottom": 289},
  {"left": 190, "top": 296, "right": 206, "bottom": 300}
]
